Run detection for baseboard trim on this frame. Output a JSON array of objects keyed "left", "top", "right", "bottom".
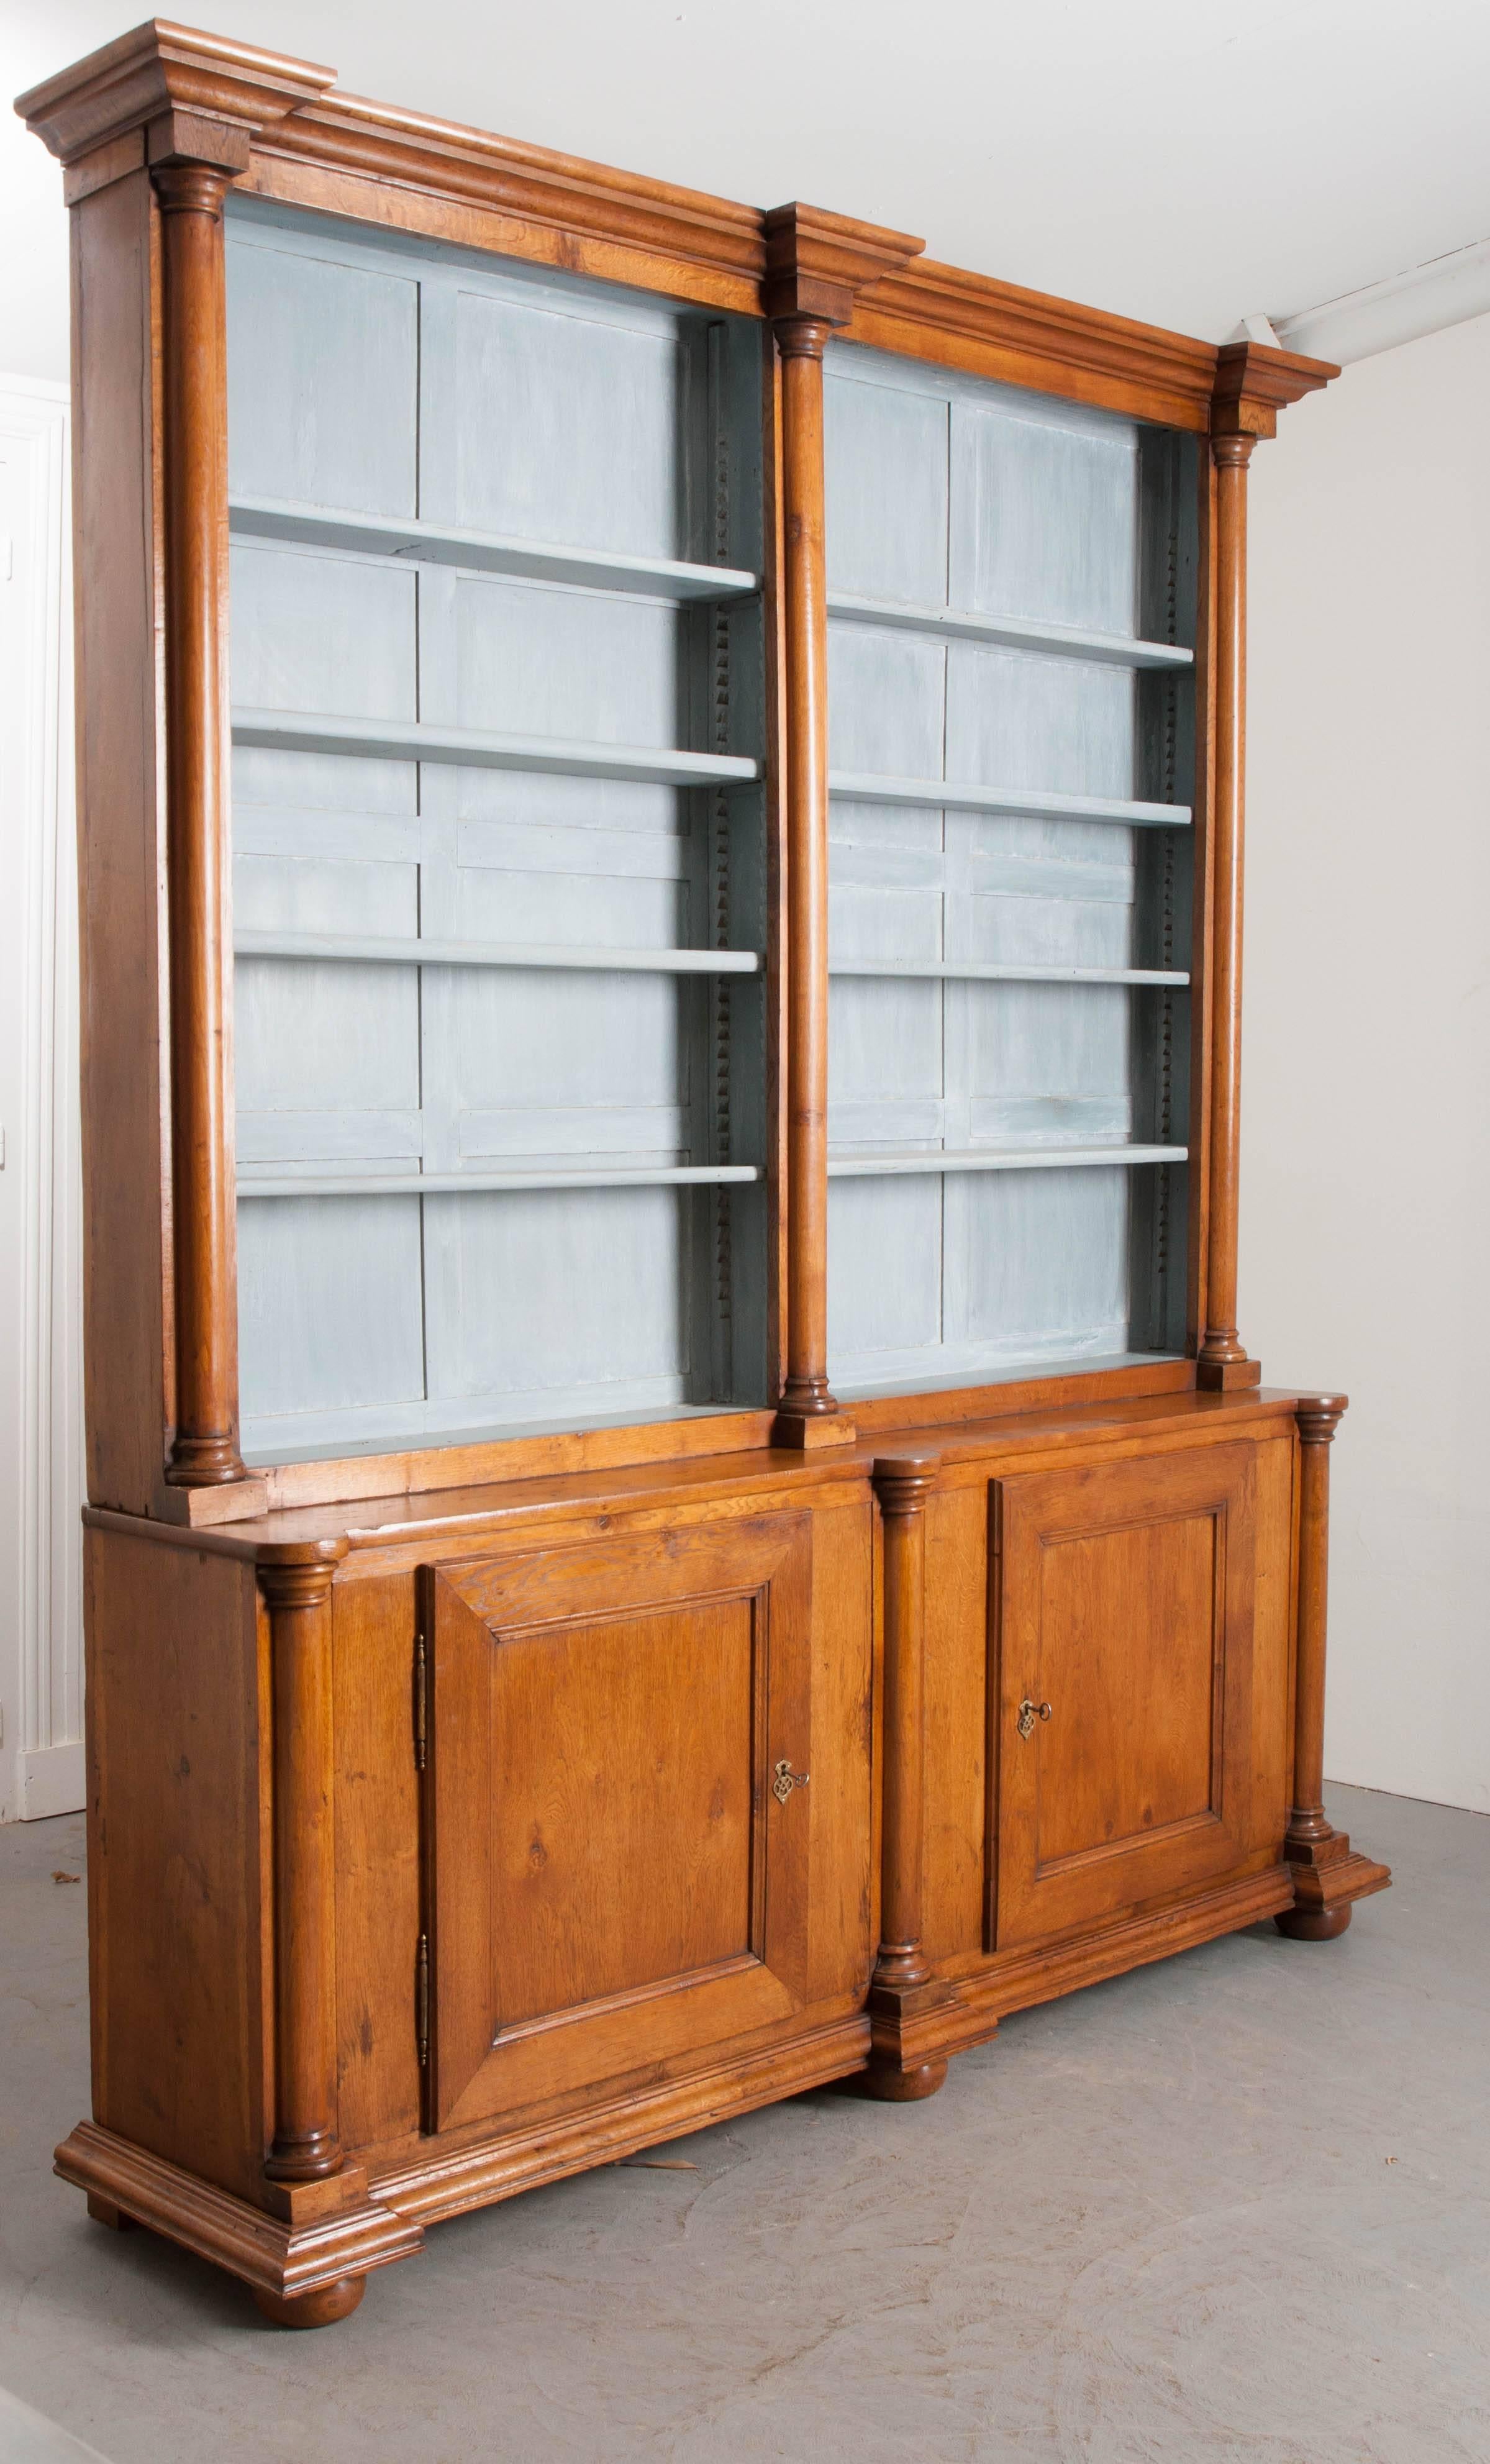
[{"left": 21, "top": 1740, "right": 84, "bottom": 1820}]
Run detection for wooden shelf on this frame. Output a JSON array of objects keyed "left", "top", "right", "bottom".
[
  {"left": 232, "top": 708, "right": 761, "bottom": 791},
  {"left": 829, "top": 770, "right": 1190, "bottom": 828},
  {"left": 235, "top": 930, "right": 764, "bottom": 976},
  {"left": 829, "top": 960, "right": 1189, "bottom": 986},
  {"left": 827, "top": 1144, "right": 1188, "bottom": 1178},
  {"left": 229, "top": 495, "right": 762, "bottom": 603},
  {"left": 237, "top": 1165, "right": 764, "bottom": 1198},
  {"left": 827, "top": 590, "right": 1193, "bottom": 671}
]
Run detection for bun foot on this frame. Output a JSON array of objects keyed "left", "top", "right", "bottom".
[
  {"left": 253, "top": 2274, "right": 365, "bottom": 2329},
  {"left": 86, "top": 2193, "right": 135, "bottom": 2232},
  {"left": 1275, "top": 1903, "right": 1352, "bottom": 1942},
  {"left": 847, "top": 2057, "right": 948, "bottom": 2102}
]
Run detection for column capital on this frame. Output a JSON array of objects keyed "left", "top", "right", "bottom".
[
  {"left": 762, "top": 201, "right": 924, "bottom": 329},
  {"left": 257, "top": 1543, "right": 349, "bottom": 1614},
  {"left": 1295, "top": 1394, "right": 1348, "bottom": 1448},
  {"left": 1211, "top": 337, "right": 1336, "bottom": 445},
  {"left": 17, "top": 20, "right": 335, "bottom": 189},
  {"left": 873, "top": 1456, "right": 940, "bottom": 1517}
]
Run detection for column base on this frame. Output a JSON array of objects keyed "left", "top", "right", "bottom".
[
  {"left": 771, "top": 1409, "right": 858, "bottom": 1450},
  {"left": 1196, "top": 1355, "right": 1262, "bottom": 1392},
  {"left": 845, "top": 1975, "right": 966, "bottom": 2099},
  {"left": 165, "top": 1434, "right": 248, "bottom": 1485},
  {"left": 1276, "top": 1827, "right": 1391, "bottom": 1941},
  {"left": 55, "top": 2121, "right": 422, "bottom": 2323}
]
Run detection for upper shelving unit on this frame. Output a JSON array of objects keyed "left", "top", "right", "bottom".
[
  {"left": 229, "top": 494, "right": 762, "bottom": 603},
  {"left": 821, "top": 338, "right": 1199, "bottom": 1394},
  {"left": 224, "top": 205, "right": 771, "bottom": 1457}
]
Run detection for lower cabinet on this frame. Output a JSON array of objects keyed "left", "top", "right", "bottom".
[
  {"left": 61, "top": 1394, "right": 1389, "bottom": 2327},
  {"left": 991, "top": 1442, "right": 1262, "bottom": 1949},
  {"left": 421, "top": 1509, "right": 822, "bottom": 2132}
]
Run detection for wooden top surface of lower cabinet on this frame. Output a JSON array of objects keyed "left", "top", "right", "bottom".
[{"left": 83, "top": 1381, "right": 1304, "bottom": 1561}]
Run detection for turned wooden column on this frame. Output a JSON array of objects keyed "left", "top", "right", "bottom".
[
  {"left": 1285, "top": 1398, "right": 1345, "bottom": 1856},
  {"left": 260, "top": 1547, "right": 348, "bottom": 2181},
  {"left": 1197, "top": 341, "right": 1335, "bottom": 1392},
  {"left": 761, "top": 206, "right": 923, "bottom": 1447},
  {"left": 1196, "top": 430, "right": 1258, "bottom": 1389},
  {"left": 153, "top": 146, "right": 245, "bottom": 1484},
  {"left": 771, "top": 310, "right": 839, "bottom": 1434},
  {"left": 859, "top": 1455, "right": 956, "bottom": 2099},
  {"left": 1274, "top": 1398, "right": 1390, "bottom": 1940}
]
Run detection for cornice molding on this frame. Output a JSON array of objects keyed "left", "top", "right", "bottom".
[
  {"left": 850, "top": 255, "right": 1222, "bottom": 431},
  {"left": 19, "top": 20, "right": 1337, "bottom": 442},
  {"left": 258, "top": 87, "right": 766, "bottom": 289},
  {"left": 16, "top": 18, "right": 334, "bottom": 171},
  {"left": 762, "top": 202, "right": 925, "bottom": 326},
  {"left": 1211, "top": 338, "right": 1338, "bottom": 441}
]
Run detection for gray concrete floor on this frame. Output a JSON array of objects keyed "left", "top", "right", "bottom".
[{"left": 1, "top": 1786, "right": 1485, "bottom": 2463}]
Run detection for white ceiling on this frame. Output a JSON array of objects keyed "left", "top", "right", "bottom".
[{"left": 4, "top": 0, "right": 1489, "bottom": 382}]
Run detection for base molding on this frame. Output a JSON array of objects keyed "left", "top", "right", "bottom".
[
  {"left": 899, "top": 1865, "right": 1305, "bottom": 2065},
  {"left": 371, "top": 2012, "right": 871, "bottom": 2224},
  {"left": 55, "top": 2123, "right": 424, "bottom": 2300}
]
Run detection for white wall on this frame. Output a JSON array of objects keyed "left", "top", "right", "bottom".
[
  {"left": 0, "top": 375, "right": 84, "bottom": 1824},
  {"left": 1243, "top": 312, "right": 1490, "bottom": 1814}
]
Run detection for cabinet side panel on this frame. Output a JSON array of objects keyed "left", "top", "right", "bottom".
[
  {"left": 84, "top": 1526, "right": 266, "bottom": 2200},
  {"left": 71, "top": 173, "right": 170, "bottom": 1514},
  {"left": 922, "top": 1484, "right": 989, "bottom": 1962}
]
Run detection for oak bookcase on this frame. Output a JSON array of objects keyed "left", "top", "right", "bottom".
[{"left": 20, "top": 19, "right": 1389, "bottom": 2327}]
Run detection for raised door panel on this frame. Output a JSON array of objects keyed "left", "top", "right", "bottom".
[
  {"left": 993, "top": 1443, "right": 1256, "bottom": 1949},
  {"left": 424, "top": 1512, "right": 813, "bottom": 2132}
]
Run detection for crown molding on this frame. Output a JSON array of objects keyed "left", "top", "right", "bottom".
[
  {"left": 15, "top": 19, "right": 335, "bottom": 171},
  {"left": 1211, "top": 338, "right": 1338, "bottom": 441},
  {"left": 1270, "top": 237, "right": 1490, "bottom": 368}
]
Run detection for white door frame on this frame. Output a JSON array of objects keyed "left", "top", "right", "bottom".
[{"left": 0, "top": 373, "right": 83, "bottom": 1823}]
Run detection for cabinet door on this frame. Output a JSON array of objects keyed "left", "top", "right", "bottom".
[
  {"left": 993, "top": 1443, "right": 1257, "bottom": 1950},
  {"left": 422, "top": 1511, "right": 814, "bottom": 2133}
]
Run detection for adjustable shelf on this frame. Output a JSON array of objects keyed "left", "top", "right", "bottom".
[
  {"left": 827, "top": 589, "right": 1193, "bottom": 671},
  {"left": 229, "top": 495, "right": 763, "bottom": 604},
  {"left": 827, "top": 1145, "right": 1188, "bottom": 1178},
  {"left": 232, "top": 708, "right": 761, "bottom": 791},
  {"left": 237, "top": 1165, "right": 765, "bottom": 1198},
  {"left": 829, "top": 960, "right": 1189, "bottom": 986},
  {"left": 235, "top": 930, "right": 764, "bottom": 976},
  {"left": 828, "top": 771, "right": 1191, "bottom": 828}
]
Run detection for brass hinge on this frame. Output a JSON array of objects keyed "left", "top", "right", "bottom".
[
  {"left": 413, "top": 1627, "right": 427, "bottom": 1772},
  {"left": 416, "top": 1930, "right": 429, "bottom": 2070}
]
